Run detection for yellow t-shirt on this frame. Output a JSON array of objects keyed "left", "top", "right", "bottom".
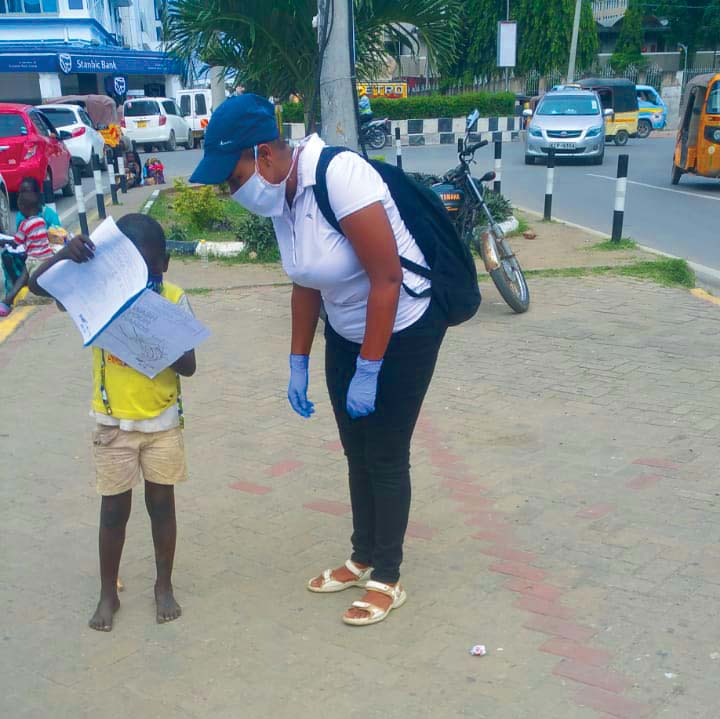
[{"left": 92, "top": 282, "right": 186, "bottom": 421}]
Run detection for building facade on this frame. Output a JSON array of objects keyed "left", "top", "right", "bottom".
[{"left": 0, "top": 0, "right": 182, "bottom": 104}]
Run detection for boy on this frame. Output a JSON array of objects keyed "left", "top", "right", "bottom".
[
  {"left": 0, "top": 188, "right": 54, "bottom": 316},
  {"left": 30, "top": 214, "right": 197, "bottom": 632}
]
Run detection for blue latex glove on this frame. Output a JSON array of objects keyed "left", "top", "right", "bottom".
[
  {"left": 288, "top": 354, "right": 315, "bottom": 418},
  {"left": 346, "top": 356, "right": 383, "bottom": 419}
]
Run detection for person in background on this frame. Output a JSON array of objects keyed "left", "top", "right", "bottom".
[
  {"left": 0, "top": 188, "right": 53, "bottom": 316},
  {"left": 358, "top": 88, "right": 373, "bottom": 125},
  {"left": 29, "top": 214, "right": 197, "bottom": 632},
  {"left": 190, "top": 94, "right": 448, "bottom": 627},
  {"left": 14, "top": 176, "right": 61, "bottom": 230}
]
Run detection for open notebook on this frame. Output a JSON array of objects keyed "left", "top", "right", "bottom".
[{"left": 37, "top": 217, "right": 210, "bottom": 378}]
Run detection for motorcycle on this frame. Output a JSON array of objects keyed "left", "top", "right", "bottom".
[
  {"left": 360, "top": 117, "right": 390, "bottom": 151},
  {"left": 428, "top": 110, "right": 530, "bottom": 314}
]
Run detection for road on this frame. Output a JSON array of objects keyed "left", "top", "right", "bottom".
[{"left": 55, "top": 137, "right": 720, "bottom": 271}]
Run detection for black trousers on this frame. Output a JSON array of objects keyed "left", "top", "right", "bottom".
[{"left": 324, "top": 301, "right": 447, "bottom": 583}]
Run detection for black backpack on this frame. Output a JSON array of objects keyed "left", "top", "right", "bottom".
[{"left": 313, "top": 147, "right": 481, "bottom": 327}]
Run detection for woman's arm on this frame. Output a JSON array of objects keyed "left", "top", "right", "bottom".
[
  {"left": 339, "top": 202, "right": 402, "bottom": 360},
  {"left": 290, "top": 283, "right": 322, "bottom": 356}
]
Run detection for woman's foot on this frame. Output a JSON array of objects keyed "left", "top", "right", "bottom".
[
  {"left": 308, "top": 559, "right": 372, "bottom": 592},
  {"left": 89, "top": 593, "right": 120, "bottom": 632},
  {"left": 0, "top": 302, "right": 12, "bottom": 317},
  {"left": 343, "top": 580, "right": 407, "bottom": 626}
]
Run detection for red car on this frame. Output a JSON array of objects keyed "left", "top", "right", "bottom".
[{"left": 0, "top": 103, "right": 74, "bottom": 200}]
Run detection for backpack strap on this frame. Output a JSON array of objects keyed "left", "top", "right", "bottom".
[{"left": 313, "top": 146, "right": 432, "bottom": 298}]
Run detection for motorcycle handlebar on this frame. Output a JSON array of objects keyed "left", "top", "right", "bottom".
[{"left": 464, "top": 140, "right": 489, "bottom": 154}]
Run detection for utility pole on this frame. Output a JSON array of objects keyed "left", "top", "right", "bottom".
[
  {"left": 505, "top": 0, "right": 510, "bottom": 92},
  {"left": 567, "top": 0, "right": 583, "bottom": 83},
  {"left": 317, "top": 0, "right": 359, "bottom": 149},
  {"left": 209, "top": 66, "right": 226, "bottom": 110}
]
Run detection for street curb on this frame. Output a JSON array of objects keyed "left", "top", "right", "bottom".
[{"left": 515, "top": 205, "right": 720, "bottom": 291}]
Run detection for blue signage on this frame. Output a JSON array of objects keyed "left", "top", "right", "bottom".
[{"left": 0, "top": 49, "right": 181, "bottom": 75}]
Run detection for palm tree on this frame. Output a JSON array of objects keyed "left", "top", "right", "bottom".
[{"left": 164, "top": 0, "right": 462, "bottom": 129}]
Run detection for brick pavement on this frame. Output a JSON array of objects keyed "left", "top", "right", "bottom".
[{"left": 1, "top": 273, "right": 720, "bottom": 719}]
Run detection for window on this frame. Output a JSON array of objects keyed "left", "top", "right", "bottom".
[
  {"left": 707, "top": 81, "right": 720, "bottom": 115},
  {"left": 0, "top": 113, "right": 27, "bottom": 138},
  {"left": 195, "top": 93, "right": 207, "bottom": 115},
  {"left": 162, "top": 100, "right": 178, "bottom": 116},
  {"left": 179, "top": 95, "right": 191, "bottom": 116},
  {"left": 29, "top": 112, "right": 50, "bottom": 137},
  {"left": 38, "top": 107, "right": 78, "bottom": 129},
  {"left": 124, "top": 100, "right": 160, "bottom": 116},
  {"left": 538, "top": 96, "right": 600, "bottom": 117},
  {"left": 0, "top": 0, "right": 57, "bottom": 10},
  {"left": 78, "top": 109, "right": 94, "bottom": 128}
]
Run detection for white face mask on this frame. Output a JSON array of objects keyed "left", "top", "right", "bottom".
[{"left": 231, "top": 146, "right": 295, "bottom": 218}]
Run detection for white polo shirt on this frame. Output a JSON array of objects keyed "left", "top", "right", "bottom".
[{"left": 272, "top": 134, "right": 431, "bottom": 344}]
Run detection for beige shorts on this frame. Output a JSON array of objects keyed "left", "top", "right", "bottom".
[{"left": 93, "top": 425, "right": 188, "bottom": 496}]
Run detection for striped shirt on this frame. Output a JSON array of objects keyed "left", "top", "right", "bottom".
[{"left": 15, "top": 216, "right": 52, "bottom": 261}]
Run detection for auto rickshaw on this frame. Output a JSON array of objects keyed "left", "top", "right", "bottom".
[
  {"left": 46, "top": 94, "right": 129, "bottom": 155},
  {"left": 672, "top": 73, "right": 720, "bottom": 185},
  {"left": 577, "top": 78, "right": 639, "bottom": 146}
]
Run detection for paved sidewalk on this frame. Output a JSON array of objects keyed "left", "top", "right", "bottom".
[{"left": 1, "top": 269, "right": 719, "bottom": 719}]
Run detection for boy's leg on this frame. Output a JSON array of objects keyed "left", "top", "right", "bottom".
[
  {"left": 144, "top": 481, "right": 181, "bottom": 623},
  {"left": 140, "top": 427, "right": 187, "bottom": 624},
  {"left": 89, "top": 490, "right": 132, "bottom": 632}
]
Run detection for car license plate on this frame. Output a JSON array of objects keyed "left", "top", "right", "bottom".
[
  {"left": 136, "top": 121, "right": 147, "bottom": 128},
  {"left": 550, "top": 142, "right": 575, "bottom": 150}
]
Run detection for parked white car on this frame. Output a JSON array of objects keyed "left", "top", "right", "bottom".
[
  {"left": 37, "top": 103, "right": 107, "bottom": 176},
  {"left": 122, "top": 97, "right": 192, "bottom": 152},
  {"left": 177, "top": 89, "right": 212, "bottom": 148},
  {"left": 0, "top": 172, "right": 10, "bottom": 235}
]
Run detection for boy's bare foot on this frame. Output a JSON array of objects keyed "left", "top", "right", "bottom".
[
  {"left": 155, "top": 584, "right": 182, "bottom": 624},
  {"left": 89, "top": 595, "right": 120, "bottom": 632}
]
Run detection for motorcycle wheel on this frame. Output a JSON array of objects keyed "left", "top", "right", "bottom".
[
  {"left": 485, "top": 228, "right": 530, "bottom": 313},
  {"left": 368, "top": 127, "right": 387, "bottom": 150}
]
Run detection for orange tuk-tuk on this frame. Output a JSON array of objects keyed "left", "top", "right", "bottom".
[{"left": 672, "top": 73, "right": 720, "bottom": 184}]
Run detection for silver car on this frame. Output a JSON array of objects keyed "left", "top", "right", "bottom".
[{"left": 524, "top": 90, "right": 611, "bottom": 165}]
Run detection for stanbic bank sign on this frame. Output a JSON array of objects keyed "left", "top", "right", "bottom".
[{"left": 58, "top": 53, "right": 118, "bottom": 75}]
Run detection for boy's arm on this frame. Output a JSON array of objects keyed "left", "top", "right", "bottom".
[{"left": 29, "top": 235, "right": 95, "bottom": 297}]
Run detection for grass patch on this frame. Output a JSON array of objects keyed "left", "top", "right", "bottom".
[
  {"left": 590, "top": 238, "right": 638, "bottom": 251},
  {"left": 186, "top": 287, "right": 213, "bottom": 296},
  {"left": 521, "top": 258, "right": 695, "bottom": 288},
  {"left": 506, "top": 212, "right": 531, "bottom": 237}
]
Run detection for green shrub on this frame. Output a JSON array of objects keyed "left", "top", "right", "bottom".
[
  {"left": 233, "top": 211, "right": 280, "bottom": 262},
  {"left": 171, "top": 179, "right": 225, "bottom": 230},
  {"left": 281, "top": 92, "right": 515, "bottom": 127},
  {"left": 483, "top": 190, "right": 513, "bottom": 224},
  {"left": 167, "top": 224, "right": 190, "bottom": 243}
]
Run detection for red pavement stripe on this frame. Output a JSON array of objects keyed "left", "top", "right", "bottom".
[
  {"left": 632, "top": 458, "right": 680, "bottom": 471},
  {"left": 228, "top": 481, "right": 272, "bottom": 495},
  {"left": 323, "top": 440, "right": 343, "bottom": 452},
  {"left": 441, "top": 479, "right": 488, "bottom": 494},
  {"left": 576, "top": 504, "right": 616, "bottom": 519},
  {"left": 553, "top": 659, "right": 629, "bottom": 693},
  {"left": 490, "top": 562, "right": 546, "bottom": 582},
  {"left": 430, "top": 449, "right": 462, "bottom": 465},
  {"left": 267, "top": 460, "right": 304, "bottom": 477},
  {"left": 574, "top": 686, "right": 652, "bottom": 718},
  {"left": 539, "top": 638, "right": 611, "bottom": 667},
  {"left": 450, "top": 492, "right": 494, "bottom": 508},
  {"left": 406, "top": 521, "right": 435, "bottom": 540},
  {"left": 524, "top": 615, "right": 596, "bottom": 642},
  {"left": 303, "top": 500, "right": 351, "bottom": 516},
  {"left": 472, "top": 529, "right": 516, "bottom": 543},
  {"left": 464, "top": 511, "right": 510, "bottom": 527},
  {"left": 514, "top": 596, "right": 575, "bottom": 619},
  {"left": 626, "top": 474, "right": 662, "bottom": 490},
  {"left": 503, "top": 578, "right": 562, "bottom": 601},
  {"left": 481, "top": 545, "right": 537, "bottom": 564}
]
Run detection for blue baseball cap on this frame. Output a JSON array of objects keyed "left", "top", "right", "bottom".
[{"left": 190, "top": 93, "right": 280, "bottom": 185}]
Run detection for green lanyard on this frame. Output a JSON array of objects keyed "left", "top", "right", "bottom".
[{"left": 100, "top": 349, "right": 184, "bottom": 429}]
